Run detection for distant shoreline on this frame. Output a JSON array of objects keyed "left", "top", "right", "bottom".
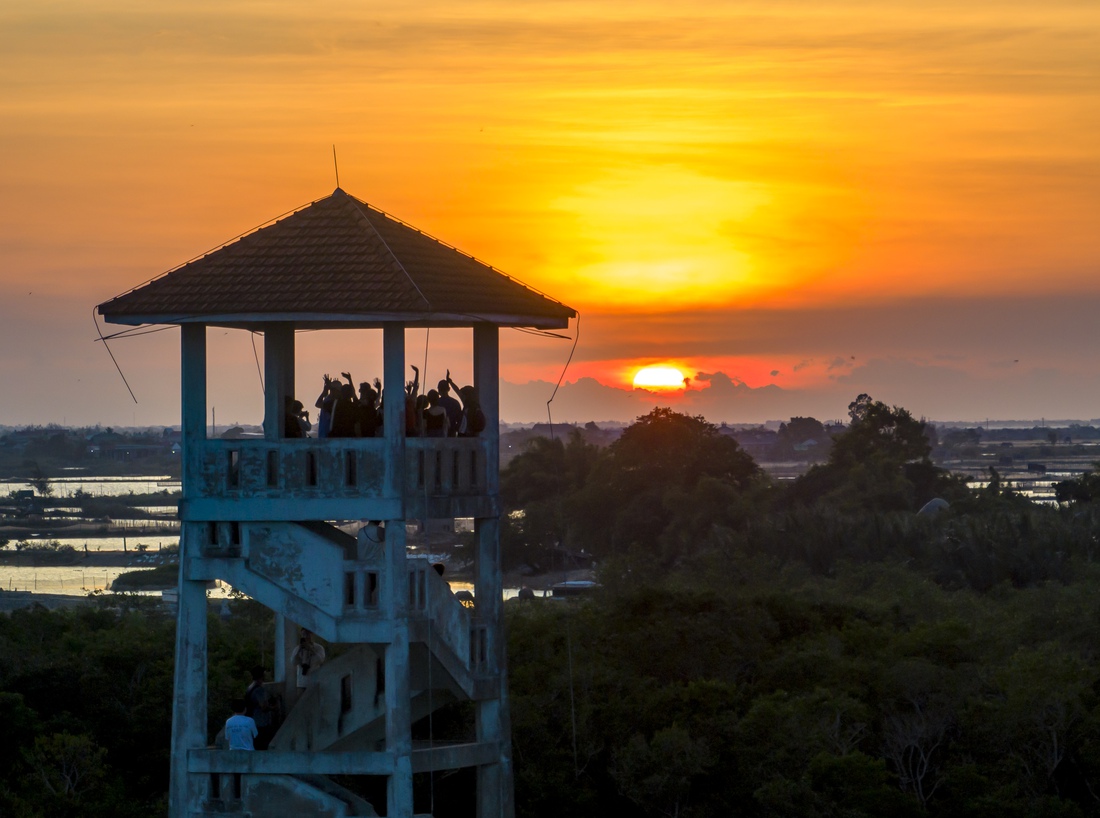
[
  {"left": 0, "top": 521, "right": 179, "bottom": 540},
  {"left": 0, "top": 550, "right": 168, "bottom": 569}
]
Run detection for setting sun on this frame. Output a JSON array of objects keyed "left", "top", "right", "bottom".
[{"left": 633, "top": 366, "right": 687, "bottom": 391}]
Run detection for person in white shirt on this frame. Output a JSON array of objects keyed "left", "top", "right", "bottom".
[{"left": 224, "top": 699, "right": 257, "bottom": 751}]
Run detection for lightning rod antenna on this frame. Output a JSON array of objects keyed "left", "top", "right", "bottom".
[{"left": 332, "top": 145, "right": 340, "bottom": 189}]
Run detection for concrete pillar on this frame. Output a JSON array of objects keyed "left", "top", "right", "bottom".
[
  {"left": 383, "top": 323, "right": 406, "bottom": 504},
  {"left": 263, "top": 324, "right": 297, "bottom": 706},
  {"left": 473, "top": 323, "right": 500, "bottom": 496},
  {"left": 380, "top": 322, "right": 414, "bottom": 816},
  {"left": 473, "top": 324, "right": 513, "bottom": 817},
  {"left": 384, "top": 520, "right": 413, "bottom": 818},
  {"left": 274, "top": 614, "right": 301, "bottom": 706},
  {"left": 262, "top": 324, "right": 295, "bottom": 441},
  {"left": 475, "top": 516, "right": 511, "bottom": 818},
  {"left": 171, "top": 324, "right": 208, "bottom": 818},
  {"left": 180, "top": 323, "right": 207, "bottom": 479},
  {"left": 170, "top": 557, "right": 209, "bottom": 817}
]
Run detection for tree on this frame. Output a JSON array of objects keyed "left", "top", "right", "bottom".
[
  {"left": 776, "top": 417, "right": 828, "bottom": 460},
  {"left": 31, "top": 732, "right": 108, "bottom": 801},
  {"left": 788, "top": 396, "right": 960, "bottom": 512},
  {"left": 832, "top": 398, "right": 931, "bottom": 468},
  {"left": 500, "top": 430, "right": 599, "bottom": 570},
  {"left": 570, "top": 408, "right": 762, "bottom": 563},
  {"left": 1053, "top": 463, "right": 1100, "bottom": 505},
  {"left": 612, "top": 725, "right": 714, "bottom": 818},
  {"left": 28, "top": 463, "right": 53, "bottom": 497}
]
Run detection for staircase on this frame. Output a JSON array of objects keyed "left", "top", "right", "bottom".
[{"left": 195, "top": 524, "right": 480, "bottom": 816}]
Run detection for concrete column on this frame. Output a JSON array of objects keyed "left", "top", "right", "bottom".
[
  {"left": 473, "top": 323, "right": 513, "bottom": 817},
  {"left": 382, "top": 324, "right": 406, "bottom": 504},
  {"left": 473, "top": 323, "right": 500, "bottom": 495},
  {"left": 273, "top": 614, "right": 301, "bottom": 705},
  {"left": 477, "top": 697, "right": 504, "bottom": 818},
  {"left": 262, "top": 324, "right": 295, "bottom": 440},
  {"left": 169, "top": 529, "right": 209, "bottom": 817},
  {"left": 474, "top": 516, "right": 511, "bottom": 818},
  {"left": 171, "top": 323, "right": 208, "bottom": 818},
  {"left": 380, "top": 322, "right": 413, "bottom": 816},
  {"left": 473, "top": 323, "right": 502, "bottom": 663},
  {"left": 180, "top": 323, "right": 207, "bottom": 484},
  {"left": 474, "top": 518, "right": 502, "bottom": 664},
  {"left": 384, "top": 520, "right": 413, "bottom": 818}
]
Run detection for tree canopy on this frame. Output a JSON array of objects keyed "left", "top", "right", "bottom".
[
  {"left": 502, "top": 408, "right": 764, "bottom": 569},
  {"left": 788, "top": 395, "right": 965, "bottom": 512}
]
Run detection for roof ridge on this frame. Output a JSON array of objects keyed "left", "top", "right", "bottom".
[
  {"left": 344, "top": 193, "right": 571, "bottom": 311},
  {"left": 342, "top": 195, "right": 432, "bottom": 312}
]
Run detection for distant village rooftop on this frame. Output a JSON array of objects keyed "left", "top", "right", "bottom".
[{"left": 97, "top": 188, "right": 575, "bottom": 330}]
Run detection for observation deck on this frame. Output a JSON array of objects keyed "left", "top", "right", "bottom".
[{"left": 183, "top": 436, "right": 496, "bottom": 522}]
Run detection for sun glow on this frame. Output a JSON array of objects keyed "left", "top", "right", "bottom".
[{"left": 632, "top": 365, "right": 687, "bottom": 390}]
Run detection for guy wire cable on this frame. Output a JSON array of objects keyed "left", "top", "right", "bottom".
[
  {"left": 92, "top": 307, "right": 138, "bottom": 404},
  {"left": 422, "top": 327, "right": 430, "bottom": 393},
  {"left": 95, "top": 324, "right": 176, "bottom": 341},
  {"left": 358, "top": 203, "right": 433, "bottom": 316},
  {"left": 546, "top": 312, "right": 581, "bottom": 442},
  {"left": 250, "top": 331, "right": 265, "bottom": 395}
]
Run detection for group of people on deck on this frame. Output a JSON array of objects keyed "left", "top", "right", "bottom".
[{"left": 284, "top": 366, "right": 484, "bottom": 439}]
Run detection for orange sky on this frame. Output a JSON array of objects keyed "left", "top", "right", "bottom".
[{"left": 2, "top": 0, "right": 1100, "bottom": 425}]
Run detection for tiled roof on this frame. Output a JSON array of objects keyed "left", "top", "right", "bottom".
[{"left": 97, "top": 189, "right": 575, "bottom": 328}]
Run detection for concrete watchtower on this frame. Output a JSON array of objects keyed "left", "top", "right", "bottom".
[{"left": 97, "top": 189, "right": 575, "bottom": 818}]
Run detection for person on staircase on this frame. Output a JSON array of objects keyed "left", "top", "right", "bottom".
[
  {"left": 224, "top": 699, "right": 258, "bottom": 751},
  {"left": 290, "top": 628, "right": 327, "bottom": 690},
  {"left": 244, "top": 666, "right": 278, "bottom": 750}
]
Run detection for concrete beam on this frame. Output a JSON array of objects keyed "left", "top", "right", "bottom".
[
  {"left": 189, "top": 749, "right": 395, "bottom": 775},
  {"left": 411, "top": 741, "right": 501, "bottom": 773},
  {"left": 180, "top": 497, "right": 403, "bottom": 522}
]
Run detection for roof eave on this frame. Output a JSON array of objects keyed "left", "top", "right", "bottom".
[{"left": 97, "top": 309, "right": 575, "bottom": 330}]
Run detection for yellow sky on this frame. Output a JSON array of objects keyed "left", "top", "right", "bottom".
[{"left": 1, "top": 0, "right": 1099, "bottom": 424}]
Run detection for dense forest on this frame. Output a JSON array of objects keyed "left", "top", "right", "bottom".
[{"left": 5, "top": 396, "right": 1100, "bottom": 816}]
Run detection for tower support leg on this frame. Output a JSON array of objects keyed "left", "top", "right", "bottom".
[{"left": 169, "top": 569, "right": 208, "bottom": 816}]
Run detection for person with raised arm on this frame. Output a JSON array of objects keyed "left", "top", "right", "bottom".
[
  {"left": 314, "top": 374, "right": 338, "bottom": 439},
  {"left": 445, "top": 369, "right": 486, "bottom": 437}
]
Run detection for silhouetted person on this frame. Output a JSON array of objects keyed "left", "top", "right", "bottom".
[
  {"left": 329, "top": 382, "right": 359, "bottom": 437},
  {"left": 284, "top": 397, "right": 310, "bottom": 438},
  {"left": 291, "top": 629, "right": 326, "bottom": 690},
  {"left": 356, "top": 382, "right": 380, "bottom": 437},
  {"left": 423, "top": 389, "right": 448, "bottom": 437},
  {"left": 446, "top": 370, "right": 485, "bottom": 436},
  {"left": 315, "top": 375, "right": 338, "bottom": 438},
  {"left": 405, "top": 365, "right": 421, "bottom": 436},
  {"left": 245, "top": 666, "right": 277, "bottom": 750},
  {"left": 437, "top": 376, "right": 462, "bottom": 436}
]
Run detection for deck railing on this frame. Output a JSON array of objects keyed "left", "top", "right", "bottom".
[{"left": 190, "top": 438, "right": 488, "bottom": 502}]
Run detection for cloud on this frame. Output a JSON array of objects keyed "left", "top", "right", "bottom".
[
  {"left": 830, "top": 357, "right": 1100, "bottom": 422},
  {"left": 693, "top": 371, "right": 746, "bottom": 390}
]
